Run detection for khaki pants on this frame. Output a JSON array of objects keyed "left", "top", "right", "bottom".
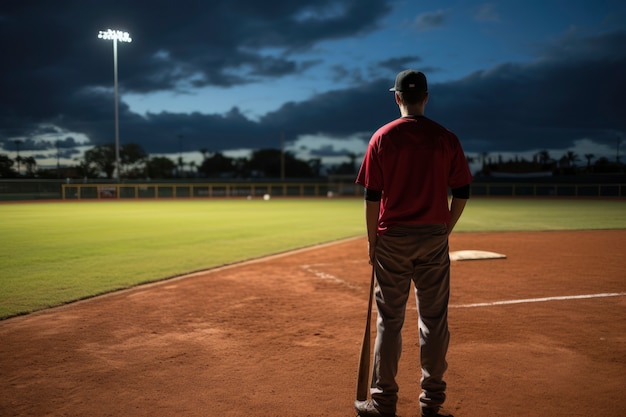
[{"left": 370, "top": 224, "right": 451, "bottom": 415}]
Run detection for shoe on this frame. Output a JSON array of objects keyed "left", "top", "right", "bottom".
[
  {"left": 422, "top": 408, "right": 454, "bottom": 417},
  {"left": 354, "top": 399, "right": 396, "bottom": 417}
]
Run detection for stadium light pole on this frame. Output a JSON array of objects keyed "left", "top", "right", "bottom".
[{"left": 98, "top": 29, "right": 132, "bottom": 181}]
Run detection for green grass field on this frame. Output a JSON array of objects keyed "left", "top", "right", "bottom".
[{"left": 1, "top": 197, "right": 624, "bottom": 319}]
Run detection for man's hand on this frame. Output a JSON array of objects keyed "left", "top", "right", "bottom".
[
  {"left": 368, "top": 239, "right": 376, "bottom": 265},
  {"left": 447, "top": 197, "right": 468, "bottom": 235}
]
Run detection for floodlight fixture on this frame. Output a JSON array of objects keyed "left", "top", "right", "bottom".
[
  {"left": 98, "top": 29, "right": 133, "bottom": 43},
  {"left": 98, "top": 28, "right": 132, "bottom": 181}
]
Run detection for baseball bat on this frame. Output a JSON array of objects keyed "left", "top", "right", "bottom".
[{"left": 356, "top": 265, "right": 376, "bottom": 402}]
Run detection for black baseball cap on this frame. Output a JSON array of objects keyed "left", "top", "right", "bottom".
[{"left": 389, "top": 69, "right": 428, "bottom": 92}]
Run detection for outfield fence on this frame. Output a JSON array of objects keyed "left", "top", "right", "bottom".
[
  {"left": 469, "top": 182, "right": 625, "bottom": 197},
  {"left": 0, "top": 179, "right": 624, "bottom": 201},
  {"left": 60, "top": 182, "right": 349, "bottom": 200}
]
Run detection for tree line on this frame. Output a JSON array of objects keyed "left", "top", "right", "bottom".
[
  {"left": 2, "top": 143, "right": 623, "bottom": 180},
  {"left": 473, "top": 150, "right": 624, "bottom": 176},
  {"left": 0, "top": 143, "right": 359, "bottom": 179}
]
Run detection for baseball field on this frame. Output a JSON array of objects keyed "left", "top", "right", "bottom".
[{"left": 1, "top": 197, "right": 625, "bottom": 416}]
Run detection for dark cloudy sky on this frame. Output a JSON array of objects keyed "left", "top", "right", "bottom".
[{"left": 1, "top": 0, "right": 625, "bottom": 171}]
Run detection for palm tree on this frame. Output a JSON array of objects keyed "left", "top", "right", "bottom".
[
  {"left": 346, "top": 152, "right": 358, "bottom": 173},
  {"left": 480, "top": 152, "right": 489, "bottom": 169},
  {"left": 177, "top": 156, "right": 185, "bottom": 177},
  {"left": 23, "top": 156, "right": 37, "bottom": 176},
  {"left": 537, "top": 150, "right": 551, "bottom": 165},
  {"left": 564, "top": 151, "right": 580, "bottom": 166},
  {"left": 15, "top": 155, "right": 23, "bottom": 175},
  {"left": 13, "top": 140, "right": 23, "bottom": 174},
  {"left": 584, "top": 153, "right": 595, "bottom": 169}
]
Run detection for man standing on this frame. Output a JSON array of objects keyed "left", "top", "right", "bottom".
[{"left": 354, "top": 70, "right": 472, "bottom": 417}]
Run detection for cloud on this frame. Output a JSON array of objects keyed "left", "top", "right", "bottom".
[
  {"left": 379, "top": 55, "right": 422, "bottom": 71},
  {"left": 0, "top": 0, "right": 392, "bottom": 129},
  {"left": 474, "top": 3, "right": 501, "bottom": 22},
  {"left": 427, "top": 30, "right": 626, "bottom": 153},
  {"left": 0, "top": 1, "right": 624, "bottom": 169},
  {"left": 260, "top": 29, "right": 626, "bottom": 160},
  {"left": 412, "top": 9, "right": 449, "bottom": 32}
]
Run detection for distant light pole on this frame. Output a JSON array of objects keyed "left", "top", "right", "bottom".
[
  {"left": 13, "top": 140, "right": 22, "bottom": 175},
  {"left": 98, "top": 29, "right": 132, "bottom": 181},
  {"left": 280, "top": 132, "right": 285, "bottom": 181}
]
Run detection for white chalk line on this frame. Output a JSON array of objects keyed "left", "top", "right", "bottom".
[
  {"left": 301, "top": 264, "right": 361, "bottom": 290},
  {"left": 300, "top": 262, "right": 626, "bottom": 309},
  {"left": 450, "top": 292, "right": 626, "bottom": 308}
]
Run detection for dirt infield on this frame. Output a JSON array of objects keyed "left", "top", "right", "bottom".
[{"left": 1, "top": 230, "right": 625, "bottom": 417}]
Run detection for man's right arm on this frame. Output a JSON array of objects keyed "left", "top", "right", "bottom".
[
  {"left": 364, "top": 188, "right": 382, "bottom": 264},
  {"left": 447, "top": 196, "right": 467, "bottom": 235},
  {"left": 447, "top": 184, "right": 470, "bottom": 235}
]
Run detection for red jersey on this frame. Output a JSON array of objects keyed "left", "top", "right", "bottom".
[{"left": 355, "top": 116, "right": 473, "bottom": 235}]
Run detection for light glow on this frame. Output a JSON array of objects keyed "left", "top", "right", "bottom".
[{"left": 98, "top": 29, "right": 132, "bottom": 43}]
